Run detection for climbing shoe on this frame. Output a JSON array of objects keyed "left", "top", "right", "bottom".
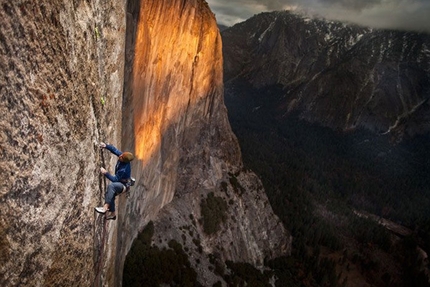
[
  {"left": 95, "top": 207, "right": 106, "bottom": 214},
  {"left": 106, "top": 215, "right": 116, "bottom": 220}
]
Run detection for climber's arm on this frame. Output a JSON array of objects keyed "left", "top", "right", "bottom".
[
  {"left": 99, "top": 142, "right": 123, "bottom": 157},
  {"left": 100, "top": 167, "right": 122, "bottom": 182}
]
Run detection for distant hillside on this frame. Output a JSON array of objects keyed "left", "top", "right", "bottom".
[
  {"left": 217, "top": 24, "right": 229, "bottom": 31},
  {"left": 222, "top": 10, "right": 430, "bottom": 287},
  {"left": 222, "top": 11, "right": 430, "bottom": 141}
]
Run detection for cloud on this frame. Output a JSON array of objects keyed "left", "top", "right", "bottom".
[
  {"left": 310, "top": 0, "right": 430, "bottom": 32},
  {"left": 207, "top": 0, "right": 430, "bottom": 33},
  {"left": 208, "top": 0, "right": 273, "bottom": 26},
  {"left": 318, "top": 0, "right": 383, "bottom": 10}
]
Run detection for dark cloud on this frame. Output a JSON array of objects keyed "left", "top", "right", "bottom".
[
  {"left": 207, "top": 0, "right": 430, "bottom": 33},
  {"left": 318, "top": 0, "right": 383, "bottom": 11}
]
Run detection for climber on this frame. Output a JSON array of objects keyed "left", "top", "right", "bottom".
[{"left": 95, "top": 142, "right": 134, "bottom": 220}]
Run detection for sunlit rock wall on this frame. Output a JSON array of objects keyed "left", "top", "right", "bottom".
[
  {"left": 0, "top": 0, "right": 290, "bottom": 286},
  {"left": 122, "top": 0, "right": 239, "bottom": 220},
  {"left": 0, "top": 0, "right": 126, "bottom": 286},
  {"left": 118, "top": 0, "right": 290, "bottom": 285}
]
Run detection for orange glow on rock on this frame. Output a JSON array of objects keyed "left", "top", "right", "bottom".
[{"left": 131, "top": 0, "right": 223, "bottom": 166}]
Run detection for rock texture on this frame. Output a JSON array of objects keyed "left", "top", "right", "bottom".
[
  {"left": 119, "top": 0, "right": 290, "bottom": 285},
  {"left": 150, "top": 170, "right": 291, "bottom": 285},
  {"left": 0, "top": 1, "right": 290, "bottom": 286},
  {"left": 222, "top": 11, "right": 430, "bottom": 140},
  {"left": 0, "top": 0, "right": 126, "bottom": 286}
]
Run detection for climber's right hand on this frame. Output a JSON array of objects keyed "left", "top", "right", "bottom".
[{"left": 99, "top": 142, "right": 106, "bottom": 149}]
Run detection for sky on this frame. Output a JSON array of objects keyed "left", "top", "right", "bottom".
[{"left": 206, "top": 0, "right": 430, "bottom": 33}]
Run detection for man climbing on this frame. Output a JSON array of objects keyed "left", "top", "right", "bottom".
[{"left": 95, "top": 142, "right": 134, "bottom": 220}]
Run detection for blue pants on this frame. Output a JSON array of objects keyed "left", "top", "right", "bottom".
[{"left": 105, "top": 182, "right": 124, "bottom": 212}]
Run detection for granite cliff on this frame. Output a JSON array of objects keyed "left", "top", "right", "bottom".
[{"left": 0, "top": 0, "right": 290, "bottom": 286}]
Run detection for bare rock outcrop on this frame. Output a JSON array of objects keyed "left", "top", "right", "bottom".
[
  {"left": 1, "top": 0, "right": 125, "bottom": 286},
  {"left": 151, "top": 170, "right": 291, "bottom": 285},
  {"left": 118, "top": 0, "right": 290, "bottom": 285},
  {"left": 0, "top": 0, "right": 290, "bottom": 286}
]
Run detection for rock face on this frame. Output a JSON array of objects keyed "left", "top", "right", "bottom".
[
  {"left": 222, "top": 11, "right": 430, "bottom": 140},
  {"left": 149, "top": 169, "right": 290, "bottom": 285},
  {"left": 0, "top": 1, "right": 290, "bottom": 286},
  {"left": 119, "top": 0, "right": 290, "bottom": 285},
  {"left": 1, "top": 0, "right": 125, "bottom": 286}
]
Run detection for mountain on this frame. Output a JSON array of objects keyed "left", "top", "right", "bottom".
[
  {"left": 222, "top": 11, "right": 430, "bottom": 286},
  {"left": 217, "top": 24, "right": 229, "bottom": 32},
  {"left": 0, "top": 1, "right": 289, "bottom": 286},
  {"left": 222, "top": 11, "right": 430, "bottom": 140}
]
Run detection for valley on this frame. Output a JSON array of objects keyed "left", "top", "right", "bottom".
[
  {"left": 224, "top": 84, "right": 430, "bottom": 286},
  {"left": 222, "top": 11, "right": 430, "bottom": 286}
]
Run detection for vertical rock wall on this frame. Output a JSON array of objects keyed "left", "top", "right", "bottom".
[
  {"left": 0, "top": 0, "right": 126, "bottom": 286},
  {"left": 117, "top": 0, "right": 291, "bottom": 285},
  {"left": 0, "top": 0, "right": 290, "bottom": 286},
  {"left": 123, "top": 0, "right": 240, "bottom": 224},
  {"left": 116, "top": 0, "right": 244, "bottom": 284}
]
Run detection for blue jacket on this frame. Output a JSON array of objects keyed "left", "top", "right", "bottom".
[{"left": 104, "top": 144, "right": 131, "bottom": 183}]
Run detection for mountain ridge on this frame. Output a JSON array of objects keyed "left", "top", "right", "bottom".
[
  {"left": 0, "top": 1, "right": 291, "bottom": 286},
  {"left": 222, "top": 10, "right": 430, "bottom": 140},
  {"left": 222, "top": 10, "right": 430, "bottom": 286}
]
